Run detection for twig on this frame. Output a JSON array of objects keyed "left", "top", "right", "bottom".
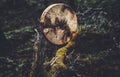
[{"left": 29, "top": 29, "right": 40, "bottom": 77}]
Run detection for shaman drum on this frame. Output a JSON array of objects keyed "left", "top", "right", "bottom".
[{"left": 40, "top": 3, "right": 78, "bottom": 45}]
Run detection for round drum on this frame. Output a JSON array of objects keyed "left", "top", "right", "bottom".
[{"left": 40, "top": 3, "right": 78, "bottom": 45}]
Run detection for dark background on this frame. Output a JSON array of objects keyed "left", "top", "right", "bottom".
[{"left": 0, "top": 0, "right": 120, "bottom": 77}]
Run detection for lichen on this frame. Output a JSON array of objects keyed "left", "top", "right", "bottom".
[{"left": 44, "top": 28, "right": 80, "bottom": 77}]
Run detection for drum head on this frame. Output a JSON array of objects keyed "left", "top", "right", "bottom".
[{"left": 40, "top": 3, "right": 78, "bottom": 45}]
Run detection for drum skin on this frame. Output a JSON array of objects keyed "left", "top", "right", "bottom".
[{"left": 40, "top": 3, "right": 78, "bottom": 45}]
